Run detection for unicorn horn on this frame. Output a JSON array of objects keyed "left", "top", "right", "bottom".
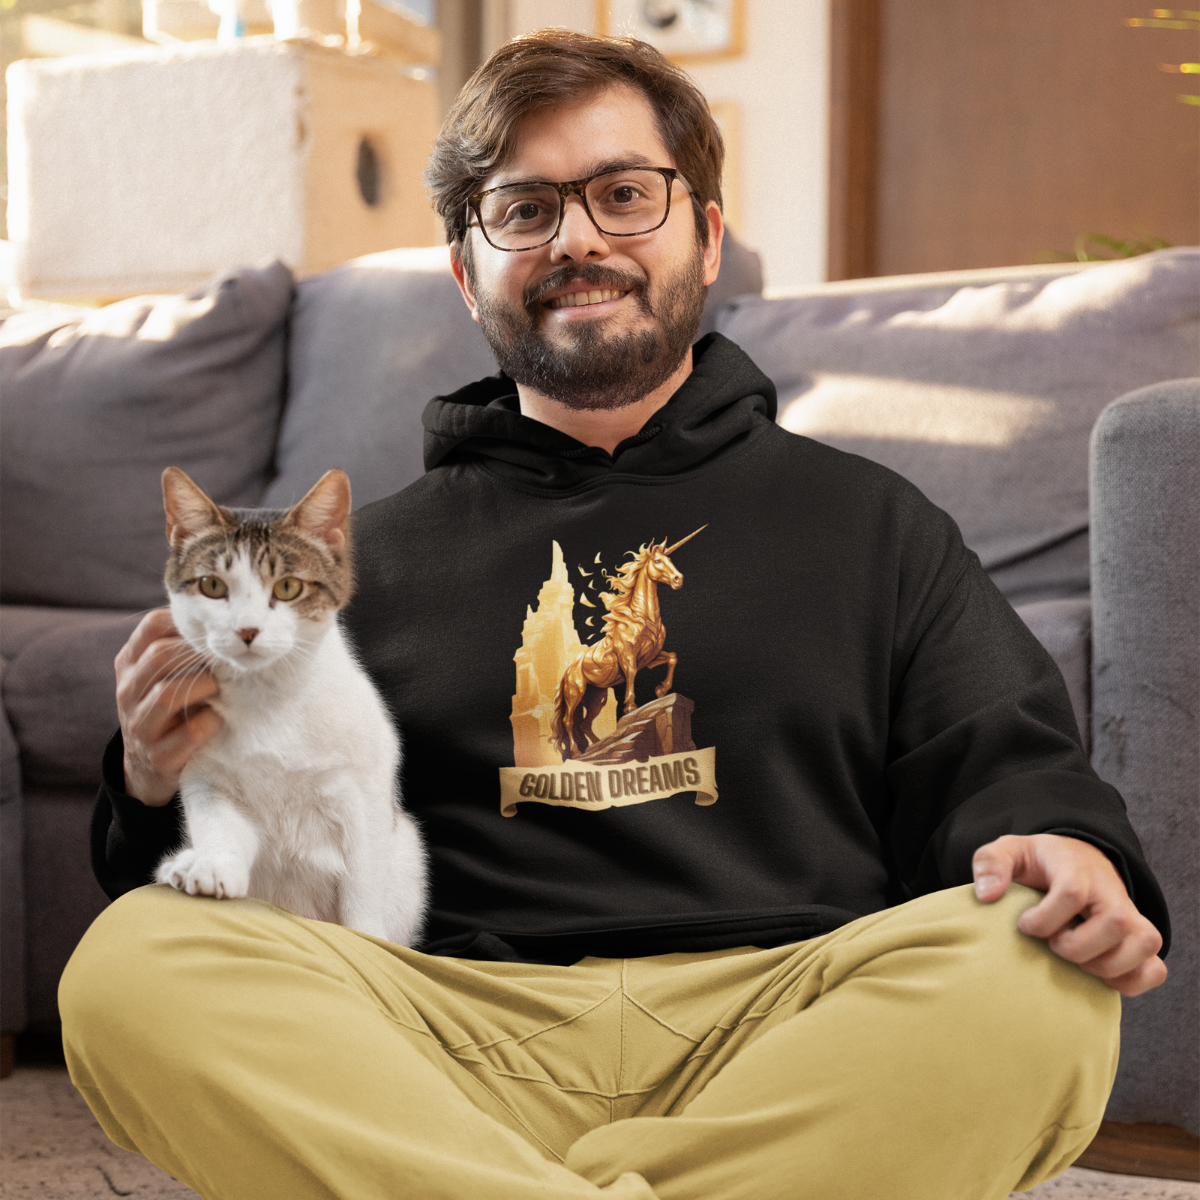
[{"left": 664, "top": 525, "right": 708, "bottom": 555}]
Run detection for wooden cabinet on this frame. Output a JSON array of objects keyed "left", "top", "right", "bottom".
[{"left": 829, "top": 0, "right": 1199, "bottom": 279}]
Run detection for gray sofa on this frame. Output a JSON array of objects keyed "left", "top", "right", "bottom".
[{"left": 1, "top": 243, "right": 1196, "bottom": 1138}]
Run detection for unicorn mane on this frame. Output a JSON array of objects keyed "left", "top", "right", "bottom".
[{"left": 598, "top": 543, "right": 659, "bottom": 631}]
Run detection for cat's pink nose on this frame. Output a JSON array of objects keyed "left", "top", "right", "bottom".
[{"left": 237, "top": 628, "right": 260, "bottom": 645}]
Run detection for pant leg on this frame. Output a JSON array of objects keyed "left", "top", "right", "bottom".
[
  {"left": 566, "top": 884, "right": 1121, "bottom": 1200},
  {"left": 59, "top": 886, "right": 656, "bottom": 1200}
]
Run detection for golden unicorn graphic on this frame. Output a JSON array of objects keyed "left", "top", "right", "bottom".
[{"left": 551, "top": 527, "right": 706, "bottom": 761}]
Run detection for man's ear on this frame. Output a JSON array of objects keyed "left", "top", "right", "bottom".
[
  {"left": 702, "top": 201, "right": 724, "bottom": 289},
  {"left": 450, "top": 242, "right": 482, "bottom": 325}
]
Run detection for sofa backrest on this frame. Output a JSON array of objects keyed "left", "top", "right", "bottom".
[
  {"left": 719, "top": 248, "right": 1200, "bottom": 604},
  {"left": 4, "top": 242, "right": 1193, "bottom": 613}
]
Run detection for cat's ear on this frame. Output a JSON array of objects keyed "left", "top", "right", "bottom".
[
  {"left": 287, "top": 470, "right": 351, "bottom": 556},
  {"left": 162, "top": 467, "right": 228, "bottom": 549}
]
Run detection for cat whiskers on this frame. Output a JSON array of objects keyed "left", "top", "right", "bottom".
[{"left": 157, "top": 643, "right": 220, "bottom": 715}]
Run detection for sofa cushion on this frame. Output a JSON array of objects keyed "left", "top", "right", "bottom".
[
  {"left": 718, "top": 248, "right": 1200, "bottom": 605},
  {"left": 1, "top": 606, "right": 143, "bottom": 789},
  {"left": 0, "top": 262, "right": 292, "bottom": 610},
  {"left": 1013, "top": 598, "right": 1091, "bottom": 755},
  {"left": 264, "top": 234, "right": 766, "bottom": 512}
]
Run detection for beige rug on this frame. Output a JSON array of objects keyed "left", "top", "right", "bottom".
[
  {"left": 3, "top": 1066, "right": 1198, "bottom": 1199},
  {"left": 1, "top": 1067, "right": 194, "bottom": 1199}
]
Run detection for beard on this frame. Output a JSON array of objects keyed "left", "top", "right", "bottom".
[{"left": 470, "top": 248, "right": 708, "bottom": 412}]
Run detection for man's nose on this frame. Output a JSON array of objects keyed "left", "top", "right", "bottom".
[{"left": 551, "top": 194, "right": 610, "bottom": 261}]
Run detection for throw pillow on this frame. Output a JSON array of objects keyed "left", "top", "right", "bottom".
[
  {"left": 262, "top": 246, "right": 496, "bottom": 512},
  {"left": 0, "top": 262, "right": 292, "bottom": 609}
]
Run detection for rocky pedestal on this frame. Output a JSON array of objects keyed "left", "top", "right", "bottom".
[{"left": 574, "top": 694, "right": 695, "bottom": 765}]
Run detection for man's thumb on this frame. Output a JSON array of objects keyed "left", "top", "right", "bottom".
[{"left": 973, "top": 842, "right": 1015, "bottom": 902}]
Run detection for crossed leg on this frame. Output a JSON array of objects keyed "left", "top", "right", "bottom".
[{"left": 59, "top": 883, "right": 1118, "bottom": 1200}]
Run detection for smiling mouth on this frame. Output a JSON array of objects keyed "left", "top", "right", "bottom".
[{"left": 547, "top": 288, "right": 630, "bottom": 310}]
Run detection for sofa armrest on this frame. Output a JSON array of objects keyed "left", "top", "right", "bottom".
[{"left": 1090, "top": 378, "right": 1199, "bottom": 1135}]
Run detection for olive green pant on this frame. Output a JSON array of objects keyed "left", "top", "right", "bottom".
[{"left": 59, "top": 882, "right": 1119, "bottom": 1200}]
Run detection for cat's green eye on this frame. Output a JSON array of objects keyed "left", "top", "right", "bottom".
[
  {"left": 273, "top": 577, "right": 303, "bottom": 601},
  {"left": 198, "top": 576, "right": 228, "bottom": 599}
]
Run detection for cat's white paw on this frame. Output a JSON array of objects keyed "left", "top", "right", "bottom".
[{"left": 156, "top": 849, "right": 249, "bottom": 899}]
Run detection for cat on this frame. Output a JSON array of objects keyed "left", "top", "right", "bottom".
[{"left": 153, "top": 466, "right": 427, "bottom": 947}]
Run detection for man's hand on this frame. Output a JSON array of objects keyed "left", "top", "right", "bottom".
[
  {"left": 115, "top": 609, "right": 221, "bottom": 806},
  {"left": 973, "top": 833, "right": 1167, "bottom": 997}
]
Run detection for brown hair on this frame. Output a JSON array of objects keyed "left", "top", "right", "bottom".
[{"left": 425, "top": 29, "right": 724, "bottom": 254}]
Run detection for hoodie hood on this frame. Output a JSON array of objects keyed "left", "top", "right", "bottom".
[{"left": 422, "top": 333, "right": 777, "bottom": 489}]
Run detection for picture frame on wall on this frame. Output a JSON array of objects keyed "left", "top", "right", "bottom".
[{"left": 595, "top": 0, "right": 745, "bottom": 63}]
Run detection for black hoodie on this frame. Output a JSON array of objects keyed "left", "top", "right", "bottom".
[{"left": 93, "top": 335, "right": 1169, "bottom": 961}]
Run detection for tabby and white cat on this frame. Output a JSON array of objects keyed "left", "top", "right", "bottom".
[{"left": 154, "top": 466, "right": 427, "bottom": 946}]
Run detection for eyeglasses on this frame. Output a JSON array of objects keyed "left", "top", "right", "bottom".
[{"left": 467, "top": 167, "right": 692, "bottom": 252}]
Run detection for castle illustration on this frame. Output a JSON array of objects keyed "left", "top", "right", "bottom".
[{"left": 510, "top": 541, "right": 617, "bottom": 768}]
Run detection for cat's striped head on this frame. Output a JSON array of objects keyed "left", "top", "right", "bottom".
[{"left": 163, "top": 468, "right": 354, "bottom": 673}]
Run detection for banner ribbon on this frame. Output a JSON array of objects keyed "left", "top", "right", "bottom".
[{"left": 499, "top": 747, "right": 717, "bottom": 817}]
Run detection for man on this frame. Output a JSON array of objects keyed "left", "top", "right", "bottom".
[{"left": 62, "top": 30, "right": 1168, "bottom": 1200}]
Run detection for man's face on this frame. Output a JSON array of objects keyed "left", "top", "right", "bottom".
[{"left": 451, "top": 85, "right": 723, "bottom": 412}]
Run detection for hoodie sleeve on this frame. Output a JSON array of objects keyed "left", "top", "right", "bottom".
[
  {"left": 91, "top": 730, "right": 185, "bottom": 901},
  {"left": 882, "top": 505, "right": 1171, "bottom": 952}
]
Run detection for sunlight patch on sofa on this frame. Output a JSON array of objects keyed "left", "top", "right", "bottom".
[{"left": 779, "top": 376, "right": 1055, "bottom": 447}]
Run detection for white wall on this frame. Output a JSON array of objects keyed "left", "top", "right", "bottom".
[{"left": 485, "top": 0, "right": 829, "bottom": 291}]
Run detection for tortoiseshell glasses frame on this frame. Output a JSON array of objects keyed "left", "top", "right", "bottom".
[{"left": 467, "top": 167, "right": 693, "bottom": 252}]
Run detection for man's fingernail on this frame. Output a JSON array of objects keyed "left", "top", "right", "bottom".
[{"left": 975, "top": 876, "right": 1000, "bottom": 898}]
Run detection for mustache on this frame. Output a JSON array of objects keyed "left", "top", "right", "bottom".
[{"left": 524, "top": 264, "right": 648, "bottom": 314}]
